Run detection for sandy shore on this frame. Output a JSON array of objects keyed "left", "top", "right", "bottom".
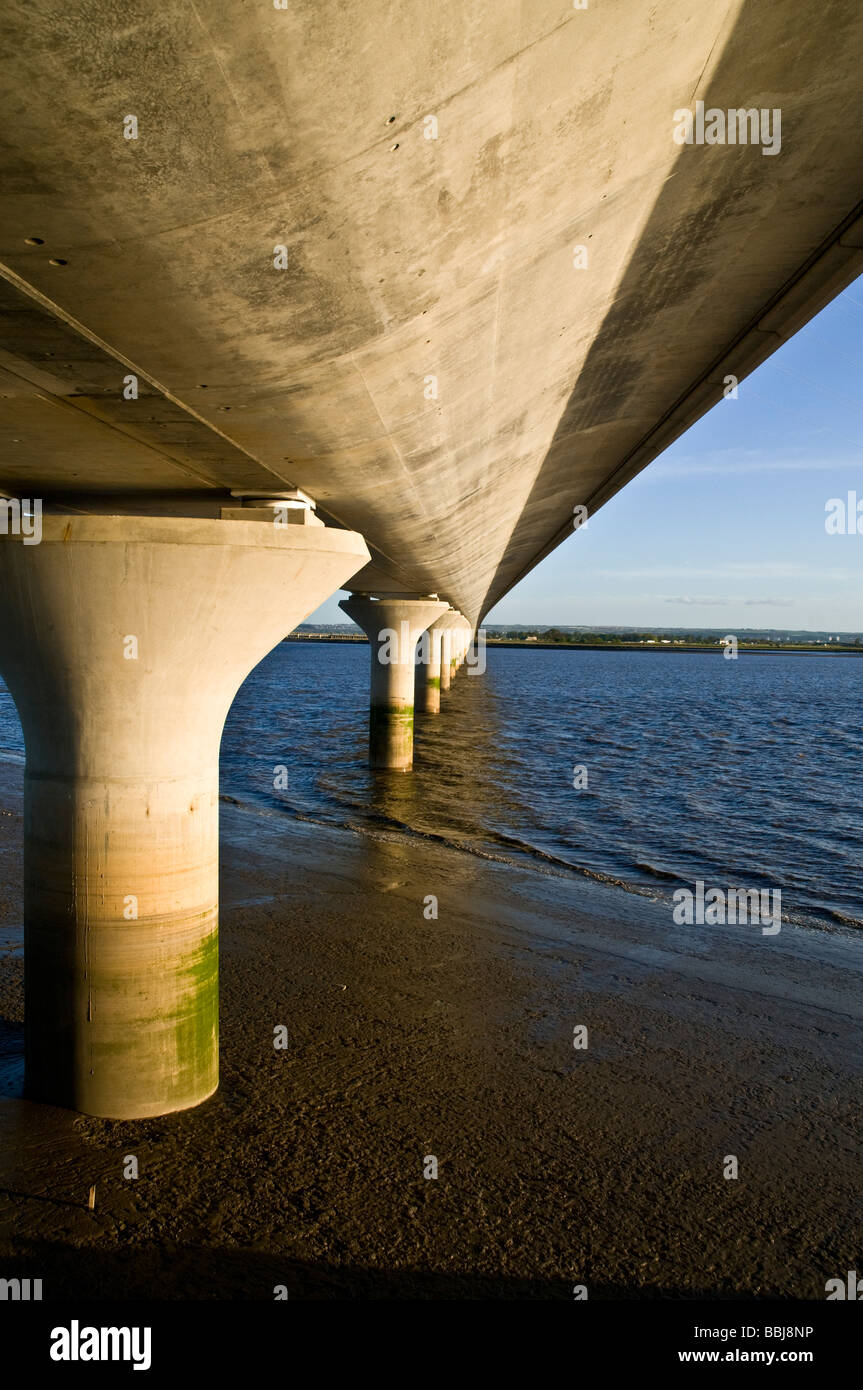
[{"left": 0, "top": 757, "right": 860, "bottom": 1300}]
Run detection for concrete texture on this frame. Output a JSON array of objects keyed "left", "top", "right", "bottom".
[
  {"left": 0, "top": 517, "right": 368, "bottom": 1117},
  {"left": 1, "top": 2, "right": 863, "bottom": 623},
  {"left": 340, "top": 596, "right": 448, "bottom": 768}
]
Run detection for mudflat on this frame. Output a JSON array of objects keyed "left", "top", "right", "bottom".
[{"left": 0, "top": 762, "right": 859, "bottom": 1300}]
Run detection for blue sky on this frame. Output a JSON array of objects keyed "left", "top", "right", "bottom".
[{"left": 314, "top": 279, "right": 863, "bottom": 632}]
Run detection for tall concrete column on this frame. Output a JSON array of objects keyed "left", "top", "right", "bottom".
[
  {"left": 440, "top": 612, "right": 470, "bottom": 686},
  {"left": 0, "top": 515, "right": 368, "bottom": 1118},
  {"left": 340, "top": 594, "right": 448, "bottom": 769},
  {"left": 438, "top": 612, "right": 460, "bottom": 692},
  {"left": 454, "top": 618, "right": 473, "bottom": 672},
  {"left": 451, "top": 621, "right": 465, "bottom": 675},
  {"left": 415, "top": 610, "right": 455, "bottom": 715}
]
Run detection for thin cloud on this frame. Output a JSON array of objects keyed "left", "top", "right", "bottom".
[
  {"left": 665, "top": 596, "right": 727, "bottom": 606},
  {"left": 665, "top": 596, "right": 796, "bottom": 608},
  {"left": 743, "top": 597, "right": 796, "bottom": 607}
]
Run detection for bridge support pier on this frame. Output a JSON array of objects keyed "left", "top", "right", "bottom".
[
  {"left": 341, "top": 594, "right": 447, "bottom": 768},
  {"left": 440, "top": 625, "right": 452, "bottom": 692},
  {"left": 438, "top": 613, "right": 460, "bottom": 692},
  {"left": 440, "top": 613, "right": 471, "bottom": 686},
  {"left": 452, "top": 619, "right": 471, "bottom": 677},
  {"left": 415, "top": 623, "right": 443, "bottom": 715},
  {"left": 415, "top": 610, "right": 459, "bottom": 715},
  {"left": 0, "top": 515, "right": 368, "bottom": 1118},
  {"left": 450, "top": 622, "right": 464, "bottom": 681}
]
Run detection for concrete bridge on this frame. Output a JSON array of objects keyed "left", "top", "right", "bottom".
[{"left": 1, "top": 0, "right": 862, "bottom": 1117}]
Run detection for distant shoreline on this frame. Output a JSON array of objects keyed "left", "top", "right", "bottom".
[{"left": 286, "top": 635, "right": 863, "bottom": 655}]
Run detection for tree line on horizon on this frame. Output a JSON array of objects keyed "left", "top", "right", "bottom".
[{"left": 490, "top": 629, "right": 863, "bottom": 646}]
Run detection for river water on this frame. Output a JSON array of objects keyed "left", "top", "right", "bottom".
[{"left": 1, "top": 643, "right": 860, "bottom": 933}]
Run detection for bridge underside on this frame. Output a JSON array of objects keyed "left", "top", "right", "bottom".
[
  {"left": 1, "top": 0, "right": 863, "bottom": 623},
  {"left": 1, "top": 0, "right": 862, "bottom": 1118}
]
